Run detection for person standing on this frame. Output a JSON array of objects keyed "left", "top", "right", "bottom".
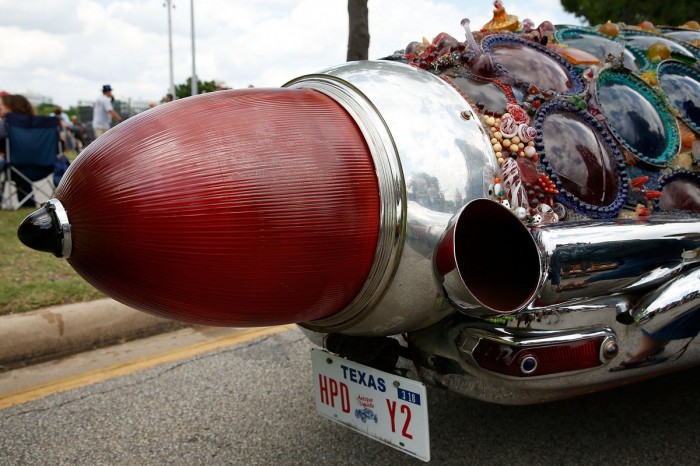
[
  {"left": 50, "top": 106, "right": 74, "bottom": 151},
  {"left": 92, "top": 84, "right": 121, "bottom": 138},
  {"left": 69, "top": 116, "right": 88, "bottom": 151}
]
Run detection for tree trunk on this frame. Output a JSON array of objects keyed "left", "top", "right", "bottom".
[{"left": 347, "top": 0, "right": 370, "bottom": 61}]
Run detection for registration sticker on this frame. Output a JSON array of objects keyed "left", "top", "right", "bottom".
[{"left": 311, "top": 349, "right": 430, "bottom": 462}]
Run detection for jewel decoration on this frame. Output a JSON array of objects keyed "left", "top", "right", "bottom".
[
  {"left": 481, "top": 34, "right": 585, "bottom": 96},
  {"left": 499, "top": 157, "right": 530, "bottom": 210},
  {"left": 506, "top": 102, "right": 530, "bottom": 125},
  {"left": 598, "top": 21, "right": 620, "bottom": 37},
  {"left": 595, "top": 69, "right": 680, "bottom": 168},
  {"left": 494, "top": 158, "right": 560, "bottom": 225},
  {"left": 535, "top": 100, "right": 628, "bottom": 218},
  {"left": 535, "top": 203, "right": 559, "bottom": 223},
  {"left": 621, "top": 29, "right": 700, "bottom": 61},
  {"left": 638, "top": 21, "right": 656, "bottom": 32},
  {"left": 482, "top": 1, "right": 519, "bottom": 32},
  {"left": 646, "top": 41, "right": 672, "bottom": 61},
  {"left": 679, "top": 121, "right": 697, "bottom": 149},
  {"left": 656, "top": 170, "right": 700, "bottom": 213},
  {"left": 657, "top": 60, "right": 700, "bottom": 135},
  {"left": 404, "top": 32, "right": 471, "bottom": 71},
  {"left": 388, "top": 11, "right": 700, "bottom": 225},
  {"left": 554, "top": 45, "right": 601, "bottom": 66},
  {"left": 554, "top": 26, "right": 648, "bottom": 72}
]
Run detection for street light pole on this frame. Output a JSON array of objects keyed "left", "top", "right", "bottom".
[
  {"left": 190, "top": 0, "right": 197, "bottom": 95},
  {"left": 165, "top": 0, "right": 175, "bottom": 99}
]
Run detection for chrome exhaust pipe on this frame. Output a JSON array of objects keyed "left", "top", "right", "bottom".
[
  {"left": 632, "top": 267, "right": 700, "bottom": 334},
  {"left": 531, "top": 217, "right": 700, "bottom": 309},
  {"left": 433, "top": 199, "right": 540, "bottom": 317},
  {"left": 435, "top": 199, "right": 700, "bottom": 317}
]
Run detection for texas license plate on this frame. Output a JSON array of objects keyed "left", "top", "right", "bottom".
[{"left": 311, "top": 349, "right": 430, "bottom": 462}]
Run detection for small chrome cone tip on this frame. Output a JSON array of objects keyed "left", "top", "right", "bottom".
[{"left": 17, "top": 199, "right": 72, "bottom": 258}]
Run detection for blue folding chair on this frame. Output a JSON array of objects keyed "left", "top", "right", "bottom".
[{"left": 1, "top": 113, "right": 63, "bottom": 209}]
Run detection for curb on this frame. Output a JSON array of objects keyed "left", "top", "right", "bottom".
[{"left": 0, "top": 299, "right": 187, "bottom": 370}]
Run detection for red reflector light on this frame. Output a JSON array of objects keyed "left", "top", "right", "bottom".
[{"left": 472, "top": 337, "right": 604, "bottom": 377}]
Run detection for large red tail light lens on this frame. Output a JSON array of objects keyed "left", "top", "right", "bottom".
[{"left": 55, "top": 89, "right": 380, "bottom": 326}]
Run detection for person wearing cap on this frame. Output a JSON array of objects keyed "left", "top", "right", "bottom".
[{"left": 92, "top": 84, "right": 122, "bottom": 138}]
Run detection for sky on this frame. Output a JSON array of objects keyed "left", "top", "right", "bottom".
[{"left": 0, "top": 0, "right": 584, "bottom": 108}]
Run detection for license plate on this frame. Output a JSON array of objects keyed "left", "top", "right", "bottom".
[{"left": 311, "top": 349, "right": 430, "bottom": 462}]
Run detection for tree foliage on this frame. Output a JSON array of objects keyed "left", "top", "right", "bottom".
[
  {"left": 173, "top": 77, "right": 228, "bottom": 99},
  {"left": 34, "top": 103, "right": 78, "bottom": 120},
  {"left": 34, "top": 103, "right": 56, "bottom": 116},
  {"left": 560, "top": 0, "right": 699, "bottom": 27}
]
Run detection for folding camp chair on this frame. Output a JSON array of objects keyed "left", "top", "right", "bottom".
[{"left": 1, "top": 113, "right": 62, "bottom": 210}]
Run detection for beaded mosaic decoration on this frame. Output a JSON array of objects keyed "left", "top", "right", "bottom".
[{"left": 383, "top": 1, "right": 700, "bottom": 224}]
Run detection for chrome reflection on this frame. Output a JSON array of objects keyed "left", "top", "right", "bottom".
[
  {"left": 605, "top": 268, "right": 700, "bottom": 372},
  {"left": 531, "top": 217, "right": 700, "bottom": 308},
  {"left": 634, "top": 268, "right": 700, "bottom": 333},
  {"left": 17, "top": 198, "right": 72, "bottom": 259},
  {"left": 432, "top": 195, "right": 700, "bottom": 316},
  {"left": 287, "top": 60, "right": 497, "bottom": 335}
]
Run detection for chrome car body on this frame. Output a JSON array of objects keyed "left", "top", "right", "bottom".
[{"left": 18, "top": 18, "right": 700, "bottom": 407}]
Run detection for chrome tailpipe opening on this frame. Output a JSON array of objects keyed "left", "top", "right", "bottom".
[
  {"left": 434, "top": 200, "right": 700, "bottom": 319},
  {"left": 434, "top": 199, "right": 541, "bottom": 317}
]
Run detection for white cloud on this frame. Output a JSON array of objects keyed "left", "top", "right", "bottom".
[{"left": 0, "top": 0, "right": 583, "bottom": 107}]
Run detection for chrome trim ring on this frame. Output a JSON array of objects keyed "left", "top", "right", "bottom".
[
  {"left": 285, "top": 73, "right": 405, "bottom": 331},
  {"left": 47, "top": 198, "right": 72, "bottom": 258},
  {"left": 519, "top": 355, "right": 538, "bottom": 375}
]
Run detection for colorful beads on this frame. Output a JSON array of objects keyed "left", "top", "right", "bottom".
[
  {"left": 482, "top": 105, "right": 540, "bottom": 166},
  {"left": 538, "top": 173, "right": 558, "bottom": 195},
  {"left": 631, "top": 176, "right": 649, "bottom": 188},
  {"left": 499, "top": 116, "right": 518, "bottom": 137}
]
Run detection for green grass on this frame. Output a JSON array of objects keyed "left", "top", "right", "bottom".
[{"left": 0, "top": 208, "right": 104, "bottom": 315}]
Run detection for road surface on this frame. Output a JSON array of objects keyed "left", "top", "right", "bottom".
[{"left": 0, "top": 326, "right": 698, "bottom": 465}]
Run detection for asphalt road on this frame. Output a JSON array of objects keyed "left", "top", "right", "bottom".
[{"left": 1, "top": 327, "right": 699, "bottom": 465}]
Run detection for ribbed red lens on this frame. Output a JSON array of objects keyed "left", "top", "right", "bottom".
[
  {"left": 472, "top": 338, "right": 603, "bottom": 377},
  {"left": 56, "top": 89, "right": 380, "bottom": 326}
]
